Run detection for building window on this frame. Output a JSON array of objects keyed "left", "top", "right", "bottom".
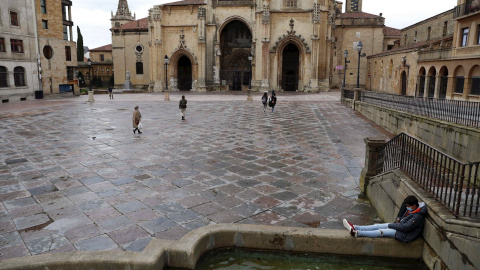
[
  {"left": 14, "top": 67, "right": 25, "bottom": 86},
  {"left": 0, "top": 38, "right": 5, "bottom": 52},
  {"left": 63, "top": 25, "right": 68, "bottom": 41},
  {"left": 42, "top": 20, "right": 48, "bottom": 29},
  {"left": 427, "top": 27, "right": 431, "bottom": 41},
  {"left": 461, "top": 28, "right": 469, "bottom": 47},
  {"left": 101, "top": 68, "right": 104, "bottom": 74},
  {"left": 0, "top": 67, "right": 7, "bottom": 87},
  {"left": 100, "top": 54, "right": 104, "bottom": 61},
  {"left": 10, "top": 11, "right": 19, "bottom": 26},
  {"left": 285, "top": 0, "right": 298, "bottom": 7},
  {"left": 41, "top": 0, "right": 47, "bottom": 14},
  {"left": 136, "top": 62, "right": 143, "bottom": 74},
  {"left": 43, "top": 45, "right": 53, "bottom": 59},
  {"left": 443, "top": 21, "right": 448, "bottom": 37},
  {"left": 455, "top": 76, "right": 464, "bottom": 93},
  {"left": 65, "top": 46, "right": 71, "bottom": 61},
  {"left": 472, "top": 77, "right": 480, "bottom": 95},
  {"left": 11, "top": 39, "right": 23, "bottom": 53}
]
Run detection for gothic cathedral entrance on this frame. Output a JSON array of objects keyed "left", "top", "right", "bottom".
[
  {"left": 178, "top": 56, "right": 192, "bottom": 91},
  {"left": 220, "top": 20, "right": 252, "bottom": 91},
  {"left": 282, "top": 43, "right": 299, "bottom": 91}
]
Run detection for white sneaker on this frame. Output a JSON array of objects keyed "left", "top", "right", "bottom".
[{"left": 343, "top": 219, "right": 354, "bottom": 233}]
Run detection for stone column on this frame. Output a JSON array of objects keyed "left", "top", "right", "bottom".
[
  {"left": 359, "top": 138, "right": 387, "bottom": 193},
  {"left": 434, "top": 74, "right": 441, "bottom": 99},
  {"left": 463, "top": 76, "right": 470, "bottom": 100},
  {"left": 446, "top": 75, "right": 455, "bottom": 99},
  {"left": 197, "top": 7, "right": 207, "bottom": 92}
]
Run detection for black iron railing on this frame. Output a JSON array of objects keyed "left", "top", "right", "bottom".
[
  {"left": 342, "top": 89, "right": 354, "bottom": 100},
  {"left": 376, "top": 133, "right": 479, "bottom": 218},
  {"left": 360, "top": 91, "right": 480, "bottom": 129},
  {"left": 454, "top": 1, "right": 480, "bottom": 18}
]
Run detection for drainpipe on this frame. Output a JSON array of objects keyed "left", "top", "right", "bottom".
[{"left": 31, "top": 0, "right": 43, "bottom": 93}]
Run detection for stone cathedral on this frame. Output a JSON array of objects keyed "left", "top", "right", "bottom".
[{"left": 111, "top": 0, "right": 339, "bottom": 92}]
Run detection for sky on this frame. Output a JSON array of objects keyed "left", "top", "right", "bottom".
[{"left": 72, "top": 0, "right": 456, "bottom": 50}]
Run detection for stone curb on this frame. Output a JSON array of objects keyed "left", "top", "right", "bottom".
[{"left": 0, "top": 224, "right": 423, "bottom": 270}]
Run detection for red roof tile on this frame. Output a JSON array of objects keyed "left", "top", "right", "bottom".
[
  {"left": 368, "top": 36, "right": 453, "bottom": 58},
  {"left": 90, "top": 44, "right": 112, "bottom": 52},
  {"left": 338, "top": 12, "right": 382, "bottom": 19},
  {"left": 164, "top": 0, "right": 205, "bottom": 6},
  {"left": 383, "top": 26, "right": 401, "bottom": 36},
  {"left": 113, "top": 17, "right": 148, "bottom": 31}
]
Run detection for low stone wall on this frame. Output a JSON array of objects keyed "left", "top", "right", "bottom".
[
  {"left": 366, "top": 169, "right": 480, "bottom": 270},
  {"left": 0, "top": 224, "right": 424, "bottom": 270},
  {"left": 344, "top": 98, "right": 480, "bottom": 163}
]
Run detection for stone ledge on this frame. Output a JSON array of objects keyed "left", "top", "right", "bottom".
[{"left": 0, "top": 224, "right": 424, "bottom": 270}]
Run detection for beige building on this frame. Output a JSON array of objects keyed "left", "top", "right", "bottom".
[
  {"left": 367, "top": 0, "right": 480, "bottom": 101},
  {"left": 77, "top": 44, "right": 114, "bottom": 87},
  {"left": 0, "top": 0, "right": 41, "bottom": 102},
  {"left": 36, "top": 0, "right": 77, "bottom": 95},
  {"left": 111, "top": 0, "right": 338, "bottom": 92}
]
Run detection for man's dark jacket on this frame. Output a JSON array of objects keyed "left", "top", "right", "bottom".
[{"left": 388, "top": 202, "right": 428, "bottom": 243}]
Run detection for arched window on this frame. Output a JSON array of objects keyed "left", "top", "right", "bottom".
[
  {"left": 14, "top": 67, "right": 25, "bottom": 86},
  {"left": 470, "top": 65, "right": 480, "bottom": 95},
  {"left": 136, "top": 62, "right": 143, "bottom": 75},
  {"left": 0, "top": 67, "right": 7, "bottom": 87}
]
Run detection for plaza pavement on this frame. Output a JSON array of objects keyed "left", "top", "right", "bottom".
[{"left": 0, "top": 90, "right": 392, "bottom": 260}]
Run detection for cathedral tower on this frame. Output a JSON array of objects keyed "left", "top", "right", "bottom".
[
  {"left": 111, "top": 0, "right": 135, "bottom": 28},
  {"left": 345, "top": 0, "right": 363, "bottom": 12}
]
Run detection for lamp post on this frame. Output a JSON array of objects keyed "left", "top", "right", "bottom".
[
  {"left": 87, "top": 58, "right": 94, "bottom": 102},
  {"left": 343, "top": 50, "right": 350, "bottom": 89},
  {"left": 247, "top": 53, "right": 253, "bottom": 101},
  {"left": 164, "top": 55, "right": 170, "bottom": 101},
  {"left": 355, "top": 41, "right": 366, "bottom": 89}
]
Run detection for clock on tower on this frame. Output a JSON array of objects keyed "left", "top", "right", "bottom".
[{"left": 346, "top": 0, "right": 362, "bottom": 12}]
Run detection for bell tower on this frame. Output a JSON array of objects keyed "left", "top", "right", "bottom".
[
  {"left": 345, "top": 0, "right": 363, "bottom": 12},
  {"left": 111, "top": 0, "right": 135, "bottom": 28}
]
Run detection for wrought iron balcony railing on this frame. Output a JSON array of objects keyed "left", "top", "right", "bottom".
[{"left": 454, "top": 0, "right": 480, "bottom": 18}]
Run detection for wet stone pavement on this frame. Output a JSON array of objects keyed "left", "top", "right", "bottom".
[{"left": 0, "top": 91, "right": 392, "bottom": 260}]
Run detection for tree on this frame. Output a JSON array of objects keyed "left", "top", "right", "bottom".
[{"left": 76, "top": 26, "right": 84, "bottom": 62}]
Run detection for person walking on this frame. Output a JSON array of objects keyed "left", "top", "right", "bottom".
[
  {"left": 179, "top": 95, "right": 187, "bottom": 120},
  {"left": 261, "top": 92, "right": 268, "bottom": 112},
  {"left": 343, "top": 195, "right": 428, "bottom": 243},
  {"left": 268, "top": 91, "right": 277, "bottom": 113},
  {"left": 132, "top": 106, "right": 142, "bottom": 134},
  {"left": 108, "top": 85, "right": 113, "bottom": 99}
]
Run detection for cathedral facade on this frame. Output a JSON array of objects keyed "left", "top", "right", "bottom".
[{"left": 111, "top": 0, "right": 338, "bottom": 92}]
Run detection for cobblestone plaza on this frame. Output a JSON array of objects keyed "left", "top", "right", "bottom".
[{"left": 0, "top": 91, "right": 392, "bottom": 260}]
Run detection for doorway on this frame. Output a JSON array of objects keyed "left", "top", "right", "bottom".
[
  {"left": 178, "top": 56, "right": 192, "bottom": 91},
  {"left": 282, "top": 43, "right": 299, "bottom": 91}
]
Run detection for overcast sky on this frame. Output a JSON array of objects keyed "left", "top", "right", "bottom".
[{"left": 72, "top": 0, "right": 456, "bottom": 50}]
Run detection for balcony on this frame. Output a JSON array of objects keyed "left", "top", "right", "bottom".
[
  {"left": 212, "top": 0, "right": 254, "bottom": 7},
  {"left": 454, "top": 0, "right": 480, "bottom": 19},
  {"left": 418, "top": 49, "right": 452, "bottom": 62}
]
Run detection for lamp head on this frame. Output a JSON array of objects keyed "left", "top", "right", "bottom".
[
  {"left": 164, "top": 55, "right": 169, "bottom": 64},
  {"left": 87, "top": 58, "right": 91, "bottom": 66},
  {"left": 357, "top": 41, "right": 363, "bottom": 51},
  {"left": 248, "top": 54, "right": 253, "bottom": 61},
  {"left": 344, "top": 50, "right": 348, "bottom": 58}
]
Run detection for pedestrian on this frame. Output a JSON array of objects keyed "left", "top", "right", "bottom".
[
  {"left": 179, "top": 95, "right": 187, "bottom": 120},
  {"left": 343, "top": 195, "right": 428, "bottom": 243},
  {"left": 108, "top": 85, "right": 113, "bottom": 99},
  {"left": 261, "top": 91, "right": 268, "bottom": 112},
  {"left": 132, "top": 106, "right": 142, "bottom": 134},
  {"left": 268, "top": 90, "right": 277, "bottom": 113}
]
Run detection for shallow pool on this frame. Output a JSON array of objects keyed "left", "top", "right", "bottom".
[{"left": 166, "top": 248, "right": 428, "bottom": 270}]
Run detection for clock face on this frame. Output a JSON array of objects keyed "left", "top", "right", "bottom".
[{"left": 350, "top": 0, "right": 359, "bottom": 11}]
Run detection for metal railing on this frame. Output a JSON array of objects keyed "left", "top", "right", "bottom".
[
  {"left": 454, "top": 1, "right": 480, "bottom": 18},
  {"left": 342, "top": 89, "right": 354, "bottom": 100},
  {"left": 376, "top": 133, "right": 479, "bottom": 218},
  {"left": 360, "top": 91, "right": 480, "bottom": 129}
]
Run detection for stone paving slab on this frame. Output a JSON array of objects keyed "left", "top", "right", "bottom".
[{"left": 0, "top": 91, "right": 392, "bottom": 260}]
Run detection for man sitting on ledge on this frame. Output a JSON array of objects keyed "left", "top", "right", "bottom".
[{"left": 343, "top": 195, "right": 428, "bottom": 243}]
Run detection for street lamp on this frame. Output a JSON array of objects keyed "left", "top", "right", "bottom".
[
  {"left": 87, "top": 58, "right": 94, "bottom": 102},
  {"left": 247, "top": 53, "right": 253, "bottom": 101},
  {"left": 164, "top": 55, "right": 170, "bottom": 101},
  {"left": 343, "top": 50, "right": 350, "bottom": 89},
  {"left": 356, "top": 41, "right": 367, "bottom": 88}
]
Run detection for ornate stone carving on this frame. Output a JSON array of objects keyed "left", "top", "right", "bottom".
[
  {"left": 198, "top": 7, "right": 206, "bottom": 20},
  {"left": 271, "top": 19, "right": 311, "bottom": 54},
  {"left": 153, "top": 6, "right": 162, "bottom": 21},
  {"left": 262, "top": 4, "right": 270, "bottom": 25},
  {"left": 312, "top": 3, "right": 320, "bottom": 24}
]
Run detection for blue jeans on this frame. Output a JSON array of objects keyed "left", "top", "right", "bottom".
[{"left": 354, "top": 223, "right": 396, "bottom": 238}]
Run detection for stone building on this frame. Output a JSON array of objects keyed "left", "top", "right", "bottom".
[
  {"left": 77, "top": 44, "right": 114, "bottom": 87},
  {"left": 0, "top": 0, "right": 41, "bottom": 102},
  {"left": 36, "top": 0, "right": 77, "bottom": 95},
  {"left": 367, "top": 0, "right": 480, "bottom": 101},
  {"left": 111, "top": 0, "right": 338, "bottom": 92}
]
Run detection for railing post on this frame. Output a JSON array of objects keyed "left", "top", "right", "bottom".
[
  {"left": 353, "top": 88, "right": 361, "bottom": 110},
  {"left": 359, "top": 138, "right": 387, "bottom": 193}
]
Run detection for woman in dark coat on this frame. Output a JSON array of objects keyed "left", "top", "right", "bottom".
[{"left": 268, "top": 91, "right": 277, "bottom": 113}]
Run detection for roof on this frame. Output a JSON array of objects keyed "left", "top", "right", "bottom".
[
  {"left": 368, "top": 36, "right": 453, "bottom": 58},
  {"left": 112, "top": 17, "right": 148, "bottom": 31},
  {"left": 90, "top": 44, "right": 112, "bottom": 52},
  {"left": 383, "top": 26, "right": 401, "bottom": 37},
  {"left": 338, "top": 12, "right": 383, "bottom": 19},
  {"left": 163, "top": 0, "right": 204, "bottom": 6}
]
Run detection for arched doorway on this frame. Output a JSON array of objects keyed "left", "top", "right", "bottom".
[
  {"left": 178, "top": 56, "right": 192, "bottom": 91},
  {"left": 220, "top": 20, "right": 252, "bottom": 91},
  {"left": 439, "top": 67, "right": 448, "bottom": 99},
  {"left": 428, "top": 67, "right": 436, "bottom": 98},
  {"left": 418, "top": 67, "right": 426, "bottom": 97},
  {"left": 401, "top": 71, "right": 407, "bottom": 95},
  {"left": 282, "top": 43, "right": 299, "bottom": 91}
]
